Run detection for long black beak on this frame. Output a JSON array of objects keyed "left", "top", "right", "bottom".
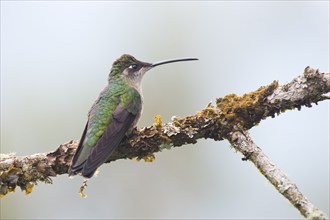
[{"left": 151, "top": 57, "right": 198, "bottom": 67}]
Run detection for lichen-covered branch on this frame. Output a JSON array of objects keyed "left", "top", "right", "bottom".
[
  {"left": 1, "top": 67, "right": 329, "bottom": 217},
  {"left": 228, "top": 129, "right": 328, "bottom": 220}
]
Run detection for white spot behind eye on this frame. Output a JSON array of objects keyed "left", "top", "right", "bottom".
[{"left": 129, "top": 64, "right": 138, "bottom": 70}]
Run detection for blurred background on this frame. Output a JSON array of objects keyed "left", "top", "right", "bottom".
[{"left": 1, "top": 1, "right": 329, "bottom": 219}]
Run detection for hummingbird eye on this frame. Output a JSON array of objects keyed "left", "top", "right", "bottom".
[{"left": 128, "top": 64, "right": 139, "bottom": 70}]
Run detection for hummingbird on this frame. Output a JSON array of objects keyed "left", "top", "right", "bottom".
[{"left": 69, "top": 54, "right": 198, "bottom": 178}]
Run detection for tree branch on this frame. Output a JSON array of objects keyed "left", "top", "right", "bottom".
[
  {"left": 228, "top": 129, "right": 328, "bottom": 220},
  {"left": 1, "top": 67, "right": 329, "bottom": 218}
]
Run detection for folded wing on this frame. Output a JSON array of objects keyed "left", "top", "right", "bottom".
[
  {"left": 69, "top": 104, "right": 137, "bottom": 178},
  {"left": 81, "top": 105, "right": 136, "bottom": 178}
]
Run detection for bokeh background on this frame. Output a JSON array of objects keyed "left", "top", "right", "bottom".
[{"left": 1, "top": 1, "right": 329, "bottom": 219}]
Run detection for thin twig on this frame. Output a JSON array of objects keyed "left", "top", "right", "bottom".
[{"left": 227, "top": 129, "right": 328, "bottom": 220}]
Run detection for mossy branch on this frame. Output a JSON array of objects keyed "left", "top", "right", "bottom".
[{"left": 1, "top": 67, "right": 329, "bottom": 219}]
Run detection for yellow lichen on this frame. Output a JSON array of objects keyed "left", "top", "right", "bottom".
[
  {"left": 153, "top": 115, "right": 163, "bottom": 129},
  {"left": 143, "top": 154, "right": 155, "bottom": 162},
  {"left": 79, "top": 190, "right": 87, "bottom": 198},
  {"left": 8, "top": 186, "right": 16, "bottom": 192},
  {"left": 25, "top": 182, "right": 34, "bottom": 195},
  {"left": 0, "top": 164, "right": 22, "bottom": 197},
  {"left": 173, "top": 119, "right": 183, "bottom": 127},
  {"left": 79, "top": 179, "right": 88, "bottom": 198}
]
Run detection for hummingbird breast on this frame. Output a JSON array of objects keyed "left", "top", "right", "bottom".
[{"left": 128, "top": 95, "right": 143, "bottom": 134}]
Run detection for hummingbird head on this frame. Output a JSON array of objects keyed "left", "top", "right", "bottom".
[
  {"left": 109, "top": 54, "right": 152, "bottom": 88},
  {"left": 109, "top": 54, "right": 198, "bottom": 90}
]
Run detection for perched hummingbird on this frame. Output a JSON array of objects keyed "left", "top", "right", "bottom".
[{"left": 69, "top": 54, "right": 198, "bottom": 178}]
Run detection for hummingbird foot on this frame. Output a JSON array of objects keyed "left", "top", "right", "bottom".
[{"left": 125, "top": 127, "right": 139, "bottom": 139}]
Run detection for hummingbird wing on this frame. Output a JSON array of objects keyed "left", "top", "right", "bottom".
[
  {"left": 80, "top": 105, "right": 137, "bottom": 178},
  {"left": 69, "top": 87, "right": 141, "bottom": 178}
]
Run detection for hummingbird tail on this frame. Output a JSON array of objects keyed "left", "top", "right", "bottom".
[
  {"left": 69, "top": 162, "right": 96, "bottom": 178},
  {"left": 68, "top": 163, "right": 84, "bottom": 177},
  {"left": 68, "top": 123, "right": 92, "bottom": 177}
]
